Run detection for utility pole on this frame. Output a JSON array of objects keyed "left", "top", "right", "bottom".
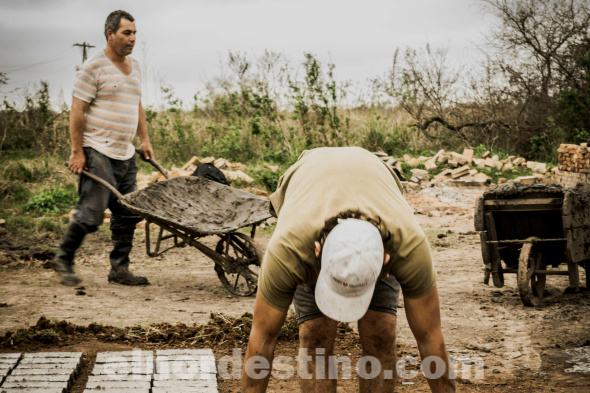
[{"left": 73, "top": 42, "right": 95, "bottom": 63}]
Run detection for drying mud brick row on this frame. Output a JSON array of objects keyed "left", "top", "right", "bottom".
[
  {"left": 152, "top": 349, "right": 218, "bottom": 393},
  {"left": 83, "top": 349, "right": 218, "bottom": 393},
  {"left": 0, "top": 353, "right": 20, "bottom": 387},
  {"left": 85, "top": 350, "right": 153, "bottom": 392},
  {"left": 0, "top": 352, "right": 82, "bottom": 393}
]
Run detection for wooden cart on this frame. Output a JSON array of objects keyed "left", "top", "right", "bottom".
[{"left": 475, "top": 183, "right": 590, "bottom": 306}]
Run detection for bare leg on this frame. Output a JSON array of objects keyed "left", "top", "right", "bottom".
[
  {"left": 298, "top": 317, "right": 339, "bottom": 393},
  {"left": 358, "top": 311, "right": 397, "bottom": 393}
]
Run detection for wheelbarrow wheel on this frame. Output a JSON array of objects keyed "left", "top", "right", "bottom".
[
  {"left": 215, "top": 233, "right": 263, "bottom": 297},
  {"left": 517, "top": 238, "right": 545, "bottom": 307}
]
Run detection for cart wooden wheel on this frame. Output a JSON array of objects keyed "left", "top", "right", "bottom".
[
  {"left": 517, "top": 237, "right": 545, "bottom": 307},
  {"left": 214, "top": 232, "right": 263, "bottom": 297}
]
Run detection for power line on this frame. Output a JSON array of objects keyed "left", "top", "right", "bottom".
[
  {"left": 73, "top": 42, "right": 95, "bottom": 63},
  {"left": 0, "top": 48, "right": 74, "bottom": 72}
]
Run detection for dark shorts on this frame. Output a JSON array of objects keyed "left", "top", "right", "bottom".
[{"left": 293, "top": 275, "right": 401, "bottom": 325}]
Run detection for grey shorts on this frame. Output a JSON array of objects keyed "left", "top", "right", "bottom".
[{"left": 293, "top": 275, "right": 401, "bottom": 325}]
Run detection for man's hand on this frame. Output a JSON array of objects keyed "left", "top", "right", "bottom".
[
  {"left": 405, "top": 284, "right": 456, "bottom": 392},
  {"left": 68, "top": 151, "right": 86, "bottom": 175},
  {"left": 140, "top": 141, "right": 154, "bottom": 160}
]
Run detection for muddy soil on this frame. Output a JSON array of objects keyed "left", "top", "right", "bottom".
[
  {"left": 1, "top": 185, "right": 590, "bottom": 392},
  {"left": 123, "top": 177, "right": 271, "bottom": 235}
]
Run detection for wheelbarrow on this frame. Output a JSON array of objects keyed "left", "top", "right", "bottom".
[
  {"left": 70, "top": 150, "right": 272, "bottom": 296},
  {"left": 475, "top": 183, "right": 590, "bottom": 306}
]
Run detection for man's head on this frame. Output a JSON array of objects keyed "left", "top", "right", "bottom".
[
  {"left": 314, "top": 210, "right": 391, "bottom": 322},
  {"left": 104, "top": 10, "right": 136, "bottom": 56}
]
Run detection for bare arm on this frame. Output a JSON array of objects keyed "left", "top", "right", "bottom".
[
  {"left": 404, "top": 284, "right": 456, "bottom": 392},
  {"left": 136, "top": 102, "right": 154, "bottom": 160},
  {"left": 68, "top": 97, "right": 90, "bottom": 175},
  {"left": 243, "top": 294, "right": 288, "bottom": 393}
]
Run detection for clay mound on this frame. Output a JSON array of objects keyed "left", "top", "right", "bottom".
[{"left": 122, "top": 177, "right": 272, "bottom": 235}]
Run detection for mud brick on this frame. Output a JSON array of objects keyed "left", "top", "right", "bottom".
[
  {"left": 156, "top": 349, "right": 214, "bottom": 356},
  {"left": 19, "top": 356, "right": 79, "bottom": 365},
  {"left": 91, "top": 360, "right": 154, "bottom": 373},
  {"left": 152, "top": 379, "right": 218, "bottom": 388},
  {"left": 462, "top": 148, "right": 474, "bottom": 163},
  {"left": 17, "top": 362, "right": 80, "bottom": 370},
  {"left": 5, "top": 374, "right": 71, "bottom": 383},
  {"left": 0, "top": 353, "right": 21, "bottom": 360},
  {"left": 83, "top": 389, "right": 148, "bottom": 393},
  {"left": 156, "top": 362, "right": 216, "bottom": 376},
  {"left": 84, "top": 380, "right": 151, "bottom": 389},
  {"left": 86, "top": 374, "right": 153, "bottom": 382},
  {"left": 0, "top": 389, "right": 65, "bottom": 393},
  {"left": 95, "top": 350, "right": 153, "bottom": 364},
  {"left": 10, "top": 368, "right": 74, "bottom": 376},
  {"left": 23, "top": 352, "right": 82, "bottom": 359},
  {"left": 152, "top": 387, "right": 218, "bottom": 393},
  {"left": 153, "top": 372, "right": 217, "bottom": 380},
  {"left": 1, "top": 381, "right": 68, "bottom": 390}
]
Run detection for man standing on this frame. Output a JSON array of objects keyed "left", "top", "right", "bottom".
[
  {"left": 243, "top": 147, "right": 455, "bottom": 392},
  {"left": 53, "top": 10, "right": 153, "bottom": 286}
]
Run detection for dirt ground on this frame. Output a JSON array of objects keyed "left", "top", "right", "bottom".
[{"left": 1, "top": 185, "right": 590, "bottom": 392}]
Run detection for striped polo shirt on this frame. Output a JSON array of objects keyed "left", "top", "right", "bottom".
[{"left": 72, "top": 50, "right": 142, "bottom": 160}]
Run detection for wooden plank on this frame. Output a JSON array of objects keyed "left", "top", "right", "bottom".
[
  {"left": 567, "top": 227, "right": 590, "bottom": 263},
  {"left": 562, "top": 192, "right": 573, "bottom": 230},
  {"left": 474, "top": 197, "right": 485, "bottom": 231},
  {"left": 485, "top": 213, "right": 504, "bottom": 288},
  {"left": 480, "top": 231, "right": 491, "bottom": 285},
  {"left": 483, "top": 198, "right": 563, "bottom": 212}
]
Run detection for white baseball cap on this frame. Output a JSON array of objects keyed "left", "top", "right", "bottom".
[{"left": 315, "top": 218, "right": 384, "bottom": 322}]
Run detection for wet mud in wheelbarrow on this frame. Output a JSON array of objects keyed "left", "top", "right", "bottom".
[{"left": 120, "top": 176, "right": 271, "bottom": 236}]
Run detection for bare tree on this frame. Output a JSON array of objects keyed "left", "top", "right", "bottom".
[
  {"left": 483, "top": 0, "right": 590, "bottom": 96},
  {"left": 480, "top": 0, "right": 590, "bottom": 154}
]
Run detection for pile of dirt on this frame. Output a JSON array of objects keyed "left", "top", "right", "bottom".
[
  {"left": 0, "top": 313, "right": 353, "bottom": 353},
  {"left": 0, "top": 230, "right": 55, "bottom": 268}
]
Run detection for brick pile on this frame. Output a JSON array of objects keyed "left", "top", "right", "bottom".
[{"left": 553, "top": 143, "right": 590, "bottom": 188}]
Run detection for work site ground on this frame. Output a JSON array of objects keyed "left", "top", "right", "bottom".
[{"left": 1, "top": 185, "right": 589, "bottom": 392}]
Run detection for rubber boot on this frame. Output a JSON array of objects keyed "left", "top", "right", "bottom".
[
  {"left": 53, "top": 221, "right": 86, "bottom": 286},
  {"left": 108, "top": 230, "right": 150, "bottom": 286}
]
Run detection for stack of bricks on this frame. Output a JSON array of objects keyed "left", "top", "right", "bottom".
[{"left": 553, "top": 143, "right": 590, "bottom": 188}]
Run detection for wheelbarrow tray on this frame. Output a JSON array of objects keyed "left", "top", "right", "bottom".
[{"left": 119, "top": 176, "right": 272, "bottom": 236}]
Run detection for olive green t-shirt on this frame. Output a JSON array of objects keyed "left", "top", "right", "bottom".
[{"left": 259, "top": 147, "right": 436, "bottom": 311}]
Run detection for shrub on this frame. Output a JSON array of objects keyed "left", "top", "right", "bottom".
[{"left": 25, "top": 187, "right": 78, "bottom": 213}]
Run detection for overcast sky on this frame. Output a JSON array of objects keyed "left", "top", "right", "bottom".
[{"left": 0, "top": 0, "right": 493, "bottom": 109}]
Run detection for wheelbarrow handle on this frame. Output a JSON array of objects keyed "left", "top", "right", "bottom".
[
  {"left": 135, "top": 149, "right": 171, "bottom": 180},
  {"left": 64, "top": 163, "right": 123, "bottom": 199}
]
